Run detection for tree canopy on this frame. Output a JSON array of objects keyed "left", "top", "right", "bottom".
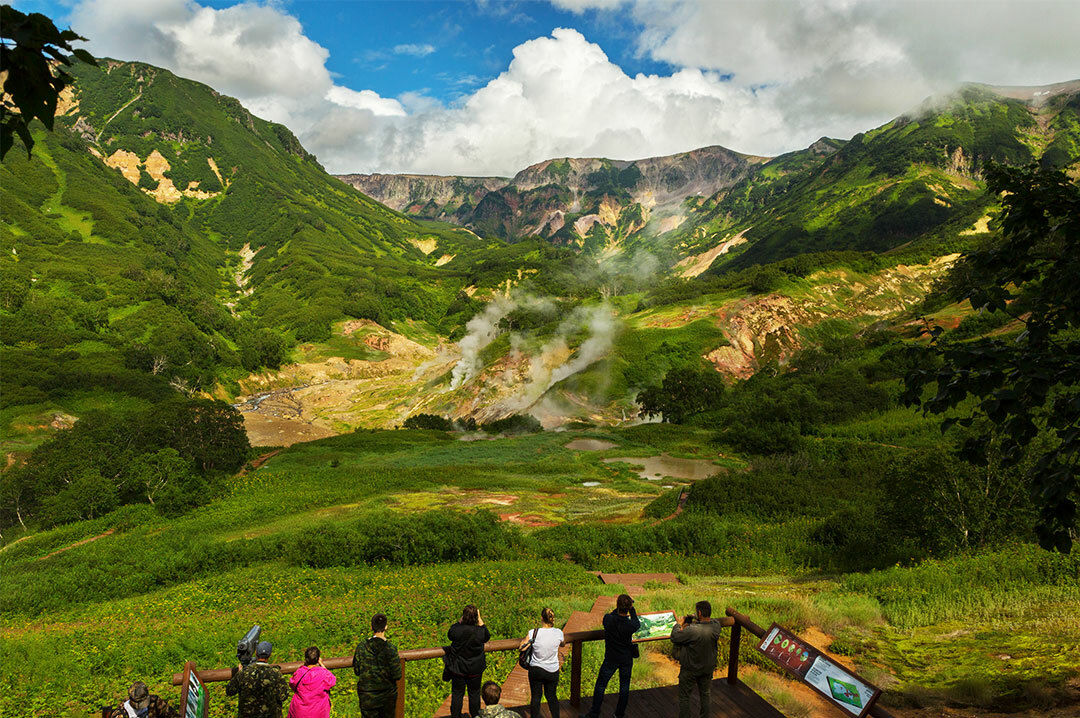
[{"left": 904, "top": 164, "right": 1080, "bottom": 552}]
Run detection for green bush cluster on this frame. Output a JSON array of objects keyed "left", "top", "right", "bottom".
[{"left": 287, "top": 510, "right": 519, "bottom": 568}]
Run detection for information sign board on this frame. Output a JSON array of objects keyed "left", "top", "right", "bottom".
[
  {"left": 633, "top": 611, "right": 677, "bottom": 641},
  {"left": 757, "top": 624, "right": 880, "bottom": 718},
  {"left": 177, "top": 662, "right": 209, "bottom": 718}
]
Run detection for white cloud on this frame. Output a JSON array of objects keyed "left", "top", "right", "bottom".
[
  {"left": 623, "top": 0, "right": 1080, "bottom": 147},
  {"left": 393, "top": 43, "right": 436, "bottom": 57},
  {"left": 64, "top": 0, "right": 1080, "bottom": 177}
]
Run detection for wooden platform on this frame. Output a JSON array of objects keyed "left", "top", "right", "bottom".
[{"left": 443, "top": 678, "right": 784, "bottom": 718}]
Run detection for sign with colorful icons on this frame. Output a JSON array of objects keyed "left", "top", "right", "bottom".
[{"left": 757, "top": 624, "right": 881, "bottom": 718}]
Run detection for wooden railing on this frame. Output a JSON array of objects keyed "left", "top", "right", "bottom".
[
  {"left": 171, "top": 608, "right": 896, "bottom": 718},
  {"left": 171, "top": 620, "right": 734, "bottom": 718},
  {"left": 724, "top": 607, "right": 897, "bottom": 718}
]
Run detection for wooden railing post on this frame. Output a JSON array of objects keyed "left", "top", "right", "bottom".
[
  {"left": 570, "top": 639, "right": 583, "bottom": 708},
  {"left": 727, "top": 623, "right": 741, "bottom": 685},
  {"left": 395, "top": 657, "right": 406, "bottom": 718}
]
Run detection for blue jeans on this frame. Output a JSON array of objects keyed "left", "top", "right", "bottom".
[{"left": 586, "top": 659, "right": 632, "bottom": 718}]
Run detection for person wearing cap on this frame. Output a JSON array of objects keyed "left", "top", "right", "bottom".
[
  {"left": 352, "top": 613, "right": 402, "bottom": 718},
  {"left": 226, "top": 640, "right": 290, "bottom": 718},
  {"left": 582, "top": 594, "right": 639, "bottom": 718},
  {"left": 109, "top": 682, "right": 179, "bottom": 718}
]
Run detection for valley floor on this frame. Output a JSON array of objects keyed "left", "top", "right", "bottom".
[{"left": 1, "top": 427, "right": 1077, "bottom": 717}]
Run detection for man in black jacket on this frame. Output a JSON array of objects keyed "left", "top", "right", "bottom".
[
  {"left": 670, "top": 601, "right": 724, "bottom": 718},
  {"left": 583, "top": 594, "right": 640, "bottom": 718}
]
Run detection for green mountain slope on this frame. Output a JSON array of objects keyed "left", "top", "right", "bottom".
[
  {"left": 681, "top": 81, "right": 1080, "bottom": 273},
  {"left": 0, "top": 60, "right": 545, "bottom": 453}
]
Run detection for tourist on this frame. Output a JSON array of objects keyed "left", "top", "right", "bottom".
[
  {"left": 519, "top": 607, "right": 565, "bottom": 718},
  {"left": 226, "top": 641, "right": 290, "bottom": 718},
  {"left": 583, "top": 594, "right": 640, "bottom": 718},
  {"left": 286, "top": 646, "right": 336, "bottom": 718},
  {"left": 353, "top": 613, "right": 403, "bottom": 718},
  {"left": 477, "top": 681, "right": 517, "bottom": 718},
  {"left": 669, "top": 601, "right": 724, "bottom": 718},
  {"left": 109, "top": 681, "right": 179, "bottom": 718},
  {"left": 446, "top": 604, "right": 491, "bottom": 718}
]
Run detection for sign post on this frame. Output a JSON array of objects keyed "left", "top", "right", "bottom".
[
  {"left": 177, "top": 661, "right": 209, "bottom": 718},
  {"left": 757, "top": 624, "right": 880, "bottom": 718}
]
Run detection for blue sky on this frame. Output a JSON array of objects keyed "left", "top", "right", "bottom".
[
  {"left": 24, "top": 0, "right": 675, "bottom": 105},
  {"left": 13, "top": 0, "right": 1080, "bottom": 175}
]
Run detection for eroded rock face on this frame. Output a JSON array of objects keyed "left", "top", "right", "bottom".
[{"left": 334, "top": 145, "right": 766, "bottom": 245}]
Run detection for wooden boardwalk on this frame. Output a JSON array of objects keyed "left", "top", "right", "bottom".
[{"left": 515, "top": 678, "right": 784, "bottom": 718}]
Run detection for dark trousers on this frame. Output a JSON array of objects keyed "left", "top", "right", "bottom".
[
  {"left": 451, "top": 674, "right": 482, "bottom": 718},
  {"left": 586, "top": 659, "right": 632, "bottom": 718},
  {"left": 360, "top": 693, "right": 397, "bottom": 718},
  {"left": 678, "top": 672, "right": 711, "bottom": 718},
  {"left": 528, "top": 665, "right": 560, "bottom": 718}
]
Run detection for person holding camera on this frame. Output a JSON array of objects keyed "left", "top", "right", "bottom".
[
  {"left": 286, "top": 646, "right": 336, "bottom": 718},
  {"left": 446, "top": 604, "right": 491, "bottom": 718},
  {"left": 582, "top": 594, "right": 639, "bottom": 718},
  {"left": 353, "top": 613, "right": 402, "bottom": 718},
  {"left": 669, "top": 601, "right": 724, "bottom": 718},
  {"left": 226, "top": 641, "right": 290, "bottom": 718},
  {"left": 519, "top": 607, "right": 565, "bottom": 718}
]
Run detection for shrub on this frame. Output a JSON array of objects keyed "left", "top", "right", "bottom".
[
  {"left": 403, "top": 414, "right": 453, "bottom": 431},
  {"left": 481, "top": 414, "right": 542, "bottom": 435}
]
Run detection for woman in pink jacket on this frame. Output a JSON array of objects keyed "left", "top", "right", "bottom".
[{"left": 287, "top": 646, "right": 337, "bottom": 718}]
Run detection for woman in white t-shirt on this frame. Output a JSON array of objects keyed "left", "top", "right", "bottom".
[{"left": 520, "top": 607, "right": 565, "bottom": 718}]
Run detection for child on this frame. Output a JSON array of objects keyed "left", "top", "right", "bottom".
[{"left": 477, "top": 681, "right": 516, "bottom": 718}]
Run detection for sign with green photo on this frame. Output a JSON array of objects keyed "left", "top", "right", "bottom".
[{"left": 633, "top": 611, "right": 677, "bottom": 641}]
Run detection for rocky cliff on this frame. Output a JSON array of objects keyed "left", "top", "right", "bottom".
[{"left": 335, "top": 145, "right": 767, "bottom": 248}]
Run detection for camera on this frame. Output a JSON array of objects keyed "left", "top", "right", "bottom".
[
  {"left": 237, "top": 625, "right": 261, "bottom": 667},
  {"left": 683, "top": 615, "right": 696, "bottom": 624}
]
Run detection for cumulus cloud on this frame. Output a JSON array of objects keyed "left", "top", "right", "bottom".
[{"left": 65, "top": 0, "right": 1080, "bottom": 177}]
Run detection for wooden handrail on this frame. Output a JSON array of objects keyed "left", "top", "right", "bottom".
[
  {"left": 171, "top": 629, "right": 613, "bottom": 685},
  {"left": 724, "top": 606, "right": 897, "bottom": 718}
]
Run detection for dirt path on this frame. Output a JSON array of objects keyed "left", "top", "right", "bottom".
[
  {"left": 239, "top": 449, "right": 282, "bottom": 476},
  {"left": 95, "top": 92, "right": 142, "bottom": 143},
  {"left": 38, "top": 528, "right": 114, "bottom": 561}
]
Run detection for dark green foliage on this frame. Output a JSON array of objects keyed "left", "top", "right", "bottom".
[
  {"left": 0, "top": 398, "right": 247, "bottom": 529},
  {"left": 287, "top": 510, "right": 517, "bottom": 568},
  {"left": 904, "top": 165, "right": 1080, "bottom": 552},
  {"left": 637, "top": 367, "right": 726, "bottom": 423},
  {"left": 481, "top": 414, "right": 542, "bottom": 435},
  {"left": 0, "top": 5, "right": 95, "bottom": 158},
  {"left": 403, "top": 414, "right": 453, "bottom": 431},
  {"left": 642, "top": 487, "right": 681, "bottom": 518}
]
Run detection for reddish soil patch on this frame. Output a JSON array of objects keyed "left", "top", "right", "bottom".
[
  {"left": 39, "top": 528, "right": 115, "bottom": 561},
  {"left": 239, "top": 449, "right": 282, "bottom": 476},
  {"left": 498, "top": 513, "right": 556, "bottom": 527}
]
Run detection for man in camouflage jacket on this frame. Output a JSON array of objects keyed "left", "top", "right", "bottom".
[
  {"left": 109, "top": 681, "right": 179, "bottom": 718},
  {"left": 225, "top": 641, "right": 290, "bottom": 718},
  {"left": 353, "top": 613, "right": 402, "bottom": 718}
]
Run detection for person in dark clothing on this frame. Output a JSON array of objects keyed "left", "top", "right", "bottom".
[
  {"left": 109, "top": 681, "right": 179, "bottom": 718},
  {"left": 353, "top": 613, "right": 403, "bottom": 718},
  {"left": 583, "top": 594, "right": 640, "bottom": 718},
  {"left": 225, "top": 641, "right": 290, "bottom": 718},
  {"left": 446, "top": 604, "right": 491, "bottom": 718},
  {"left": 670, "top": 601, "right": 724, "bottom": 718}
]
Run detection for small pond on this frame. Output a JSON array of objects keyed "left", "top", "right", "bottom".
[
  {"left": 565, "top": 439, "right": 618, "bottom": 451},
  {"left": 602, "top": 454, "right": 720, "bottom": 481}
]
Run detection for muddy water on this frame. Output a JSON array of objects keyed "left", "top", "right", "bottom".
[
  {"left": 603, "top": 454, "right": 720, "bottom": 481},
  {"left": 565, "top": 438, "right": 618, "bottom": 451}
]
